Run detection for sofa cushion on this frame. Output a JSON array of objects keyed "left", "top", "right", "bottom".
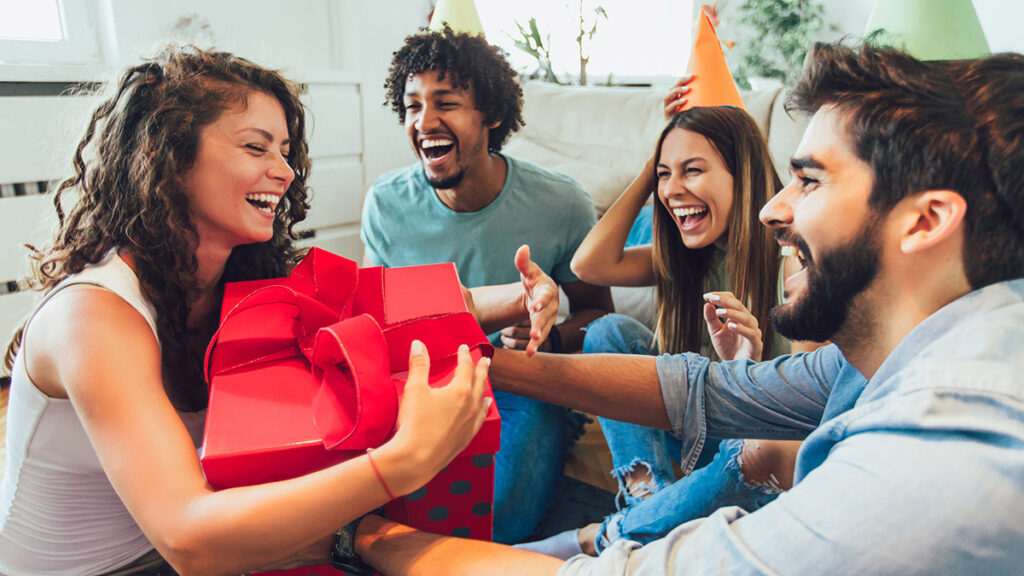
[{"left": 504, "top": 82, "right": 665, "bottom": 214}]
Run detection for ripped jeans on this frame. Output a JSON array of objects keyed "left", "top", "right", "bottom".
[{"left": 584, "top": 314, "right": 783, "bottom": 552}]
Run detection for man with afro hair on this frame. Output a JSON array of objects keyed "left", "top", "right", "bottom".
[{"left": 360, "top": 26, "right": 614, "bottom": 544}]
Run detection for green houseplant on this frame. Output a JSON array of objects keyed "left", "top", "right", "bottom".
[
  {"left": 509, "top": 1, "right": 607, "bottom": 86},
  {"left": 718, "top": 0, "right": 834, "bottom": 90}
]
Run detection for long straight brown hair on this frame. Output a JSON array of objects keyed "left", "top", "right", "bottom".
[{"left": 651, "top": 106, "right": 782, "bottom": 358}]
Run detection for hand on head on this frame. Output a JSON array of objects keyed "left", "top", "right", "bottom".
[
  {"left": 664, "top": 75, "right": 694, "bottom": 119},
  {"left": 702, "top": 291, "right": 764, "bottom": 362},
  {"left": 507, "top": 244, "right": 559, "bottom": 356},
  {"left": 391, "top": 341, "right": 491, "bottom": 476}
]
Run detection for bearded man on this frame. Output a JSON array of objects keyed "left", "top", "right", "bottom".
[{"left": 337, "top": 43, "right": 1024, "bottom": 576}]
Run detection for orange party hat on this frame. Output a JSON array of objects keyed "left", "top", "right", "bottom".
[{"left": 682, "top": 7, "right": 744, "bottom": 110}]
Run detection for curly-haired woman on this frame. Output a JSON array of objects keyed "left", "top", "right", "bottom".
[{"left": 0, "top": 46, "right": 491, "bottom": 575}]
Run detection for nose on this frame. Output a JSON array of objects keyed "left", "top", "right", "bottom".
[
  {"left": 413, "top": 104, "right": 440, "bottom": 132},
  {"left": 759, "top": 180, "right": 797, "bottom": 229},
  {"left": 660, "top": 173, "right": 686, "bottom": 200},
  {"left": 269, "top": 152, "right": 295, "bottom": 186}
]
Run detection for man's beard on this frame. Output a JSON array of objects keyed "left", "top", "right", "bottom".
[
  {"left": 424, "top": 166, "right": 468, "bottom": 190},
  {"left": 771, "top": 222, "right": 882, "bottom": 343}
]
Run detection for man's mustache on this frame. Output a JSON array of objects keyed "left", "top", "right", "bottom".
[{"left": 775, "top": 230, "right": 814, "bottom": 265}]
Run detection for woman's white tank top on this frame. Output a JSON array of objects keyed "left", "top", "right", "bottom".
[{"left": 0, "top": 252, "right": 205, "bottom": 575}]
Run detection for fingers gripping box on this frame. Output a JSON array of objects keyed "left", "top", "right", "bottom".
[{"left": 199, "top": 248, "right": 501, "bottom": 575}]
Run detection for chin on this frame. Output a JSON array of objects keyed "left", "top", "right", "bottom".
[
  {"left": 424, "top": 168, "right": 467, "bottom": 190},
  {"left": 678, "top": 232, "right": 714, "bottom": 250}
]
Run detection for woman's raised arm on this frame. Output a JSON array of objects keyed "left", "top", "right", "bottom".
[{"left": 570, "top": 156, "right": 659, "bottom": 287}]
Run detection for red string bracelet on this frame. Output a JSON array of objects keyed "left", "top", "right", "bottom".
[{"left": 366, "top": 448, "right": 396, "bottom": 500}]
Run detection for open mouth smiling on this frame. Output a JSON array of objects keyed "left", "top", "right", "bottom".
[
  {"left": 420, "top": 137, "right": 455, "bottom": 161},
  {"left": 781, "top": 244, "right": 811, "bottom": 267},
  {"left": 245, "top": 193, "right": 281, "bottom": 215},
  {"left": 672, "top": 205, "right": 709, "bottom": 230}
]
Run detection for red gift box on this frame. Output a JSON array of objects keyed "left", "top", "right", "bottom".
[{"left": 199, "top": 248, "right": 501, "bottom": 575}]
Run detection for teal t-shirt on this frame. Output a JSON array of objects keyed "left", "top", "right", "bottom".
[{"left": 360, "top": 155, "right": 596, "bottom": 288}]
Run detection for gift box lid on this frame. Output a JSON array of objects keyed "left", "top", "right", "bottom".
[{"left": 201, "top": 250, "right": 501, "bottom": 490}]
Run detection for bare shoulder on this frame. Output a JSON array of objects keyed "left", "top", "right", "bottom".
[{"left": 24, "top": 285, "right": 160, "bottom": 399}]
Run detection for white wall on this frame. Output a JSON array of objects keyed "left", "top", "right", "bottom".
[
  {"left": 0, "top": 0, "right": 431, "bottom": 340},
  {"left": 823, "top": 0, "right": 1024, "bottom": 53}
]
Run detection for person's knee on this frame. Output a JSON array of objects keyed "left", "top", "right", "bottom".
[
  {"left": 583, "top": 313, "right": 648, "bottom": 354},
  {"left": 611, "top": 458, "right": 666, "bottom": 502},
  {"left": 738, "top": 440, "right": 800, "bottom": 490}
]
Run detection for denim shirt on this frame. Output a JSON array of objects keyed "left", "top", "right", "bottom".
[{"left": 562, "top": 278, "right": 1024, "bottom": 575}]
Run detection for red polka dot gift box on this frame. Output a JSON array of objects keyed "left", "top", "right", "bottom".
[{"left": 199, "top": 248, "right": 501, "bottom": 575}]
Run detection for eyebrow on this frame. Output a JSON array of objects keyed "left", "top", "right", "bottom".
[
  {"left": 404, "top": 88, "right": 462, "bottom": 99},
  {"left": 790, "top": 156, "right": 824, "bottom": 172},
  {"left": 657, "top": 156, "right": 706, "bottom": 169},
  {"left": 238, "top": 127, "right": 290, "bottom": 147}
]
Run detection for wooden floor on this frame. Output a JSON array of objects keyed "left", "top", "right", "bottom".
[{"left": 564, "top": 416, "right": 617, "bottom": 493}]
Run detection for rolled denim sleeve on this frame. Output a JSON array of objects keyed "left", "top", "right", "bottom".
[{"left": 657, "top": 345, "right": 843, "bottom": 475}]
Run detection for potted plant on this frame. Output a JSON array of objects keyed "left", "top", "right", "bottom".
[
  {"left": 715, "top": 0, "right": 834, "bottom": 90},
  {"left": 509, "top": 1, "right": 607, "bottom": 86}
]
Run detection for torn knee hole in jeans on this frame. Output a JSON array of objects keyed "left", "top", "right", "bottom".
[
  {"left": 611, "top": 458, "right": 666, "bottom": 506},
  {"left": 737, "top": 440, "right": 787, "bottom": 492}
]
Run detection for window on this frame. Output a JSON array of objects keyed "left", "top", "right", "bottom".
[
  {"left": 477, "top": 0, "right": 693, "bottom": 85},
  {"left": 0, "top": 0, "right": 100, "bottom": 66}
]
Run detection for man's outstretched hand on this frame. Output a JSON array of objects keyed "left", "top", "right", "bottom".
[{"left": 503, "top": 245, "right": 559, "bottom": 357}]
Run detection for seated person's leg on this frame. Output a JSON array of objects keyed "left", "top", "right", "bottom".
[
  {"left": 582, "top": 313, "right": 655, "bottom": 356},
  {"left": 593, "top": 439, "right": 787, "bottom": 552},
  {"left": 583, "top": 313, "right": 677, "bottom": 502},
  {"left": 599, "top": 418, "right": 680, "bottom": 505},
  {"left": 584, "top": 314, "right": 710, "bottom": 503},
  {"left": 492, "top": 389, "right": 570, "bottom": 544}
]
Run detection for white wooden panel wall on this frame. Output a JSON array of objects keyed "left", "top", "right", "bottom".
[
  {"left": 300, "top": 82, "right": 366, "bottom": 248},
  {"left": 0, "top": 78, "right": 366, "bottom": 344}
]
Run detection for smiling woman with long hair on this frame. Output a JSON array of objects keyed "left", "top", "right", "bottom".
[
  {"left": 0, "top": 45, "right": 490, "bottom": 576},
  {"left": 523, "top": 101, "right": 810, "bottom": 558}
]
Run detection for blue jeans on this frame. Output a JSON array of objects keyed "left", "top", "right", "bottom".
[
  {"left": 626, "top": 205, "right": 654, "bottom": 247},
  {"left": 583, "top": 314, "right": 780, "bottom": 551},
  {"left": 585, "top": 315, "right": 713, "bottom": 495},
  {"left": 596, "top": 438, "right": 781, "bottom": 550},
  {"left": 491, "top": 390, "right": 577, "bottom": 544},
  {"left": 490, "top": 328, "right": 583, "bottom": 544}
]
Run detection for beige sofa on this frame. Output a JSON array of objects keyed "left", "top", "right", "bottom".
[{"left": 503, "top": 81, "right": 809, "bottom": 329}]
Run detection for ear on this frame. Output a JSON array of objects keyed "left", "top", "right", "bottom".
[
  {"left": 897, "top": 190, "right": 967, "bottom": 254},
  {"left": 487, "top": 119, "right": 502, "bottom": 130}
]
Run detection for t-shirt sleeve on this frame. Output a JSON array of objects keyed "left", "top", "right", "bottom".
[
  {"left": 550, "top": 179, "right": 597, "bottom": 284},
  {"left": 360, "top": 185, "right": 387, "bottom": 266}
]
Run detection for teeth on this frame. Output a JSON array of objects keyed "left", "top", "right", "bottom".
[
  {"left": 672, "top": 206, "right": 708, "bottom": 217},
  {"left": 245, "top": 193, "right": 280, "bottom": 212},
  {"left": 421, "top": 139, "right": 453, "bottom": 149},
  {"left": 780, "top": 245, "right": 796, "bottom": 257}
]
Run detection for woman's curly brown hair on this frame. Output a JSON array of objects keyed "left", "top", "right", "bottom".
[
  {"left": 2, "top": 45, "right": 311, "bottom": 410},
  {"left": 384, "top": 26, "right": 524, "bottom": 152}
]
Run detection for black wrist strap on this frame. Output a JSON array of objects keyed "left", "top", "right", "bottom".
[{"left": 331, "top": 508, "right": 385, "bottom": 575}]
